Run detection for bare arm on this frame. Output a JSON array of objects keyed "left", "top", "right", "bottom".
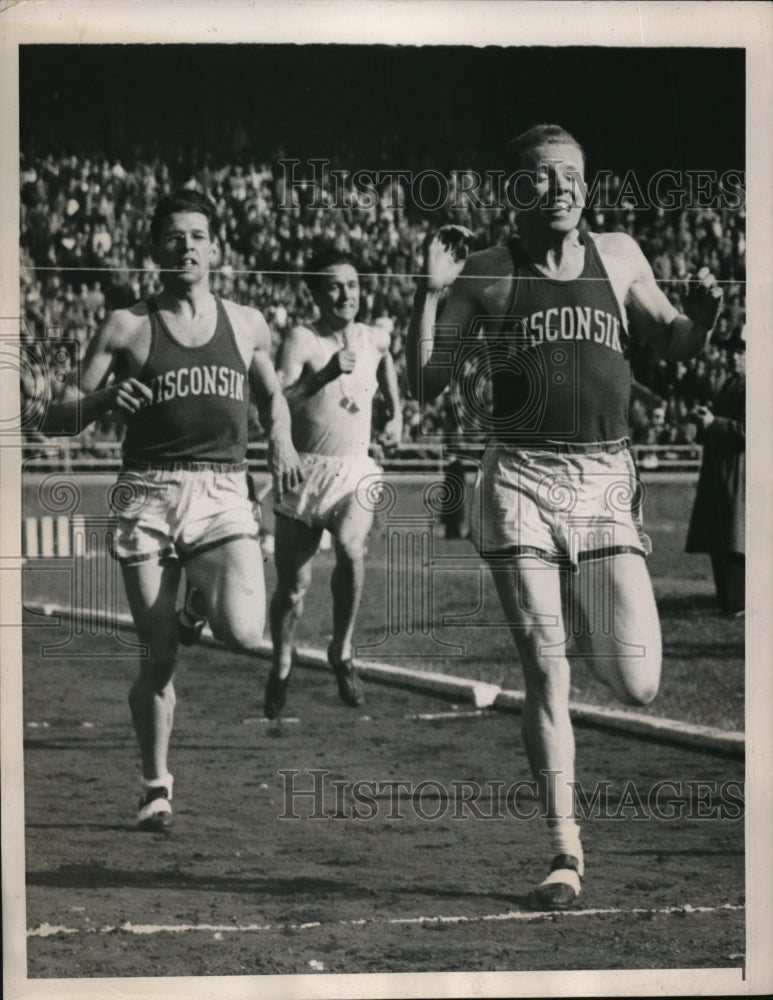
[
  {"left": 623, "top": 237, "right": 723, "bottom": 362},
  {"left": 277, "top": 325, "right": 355, "bottom": 408},
  {"left": 375, "top": 343, "right": 403, "bottom": 447},
  {"left": 41, "top": 312, "right": 151, "bottom": 433},
  {"left": 249, "top": 349, "right": 295, "bottom": 441},
  {"left": 246, "top": 313, "right": 303, "bottom": 498},
  {"left": 406, "top": 226, "right": 479, "bottom": 401}
]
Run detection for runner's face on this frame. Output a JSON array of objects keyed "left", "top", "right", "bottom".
[
  {"left": 516, "top": 142, "right": 585, "bottom": 235},
  {"left": 315, "top": 264, "right": 360, "bottom": 329},
  {"left": 154, "top": 211, "right": 218, "bottom": 284}
]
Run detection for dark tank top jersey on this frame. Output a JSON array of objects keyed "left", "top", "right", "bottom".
[
  {"left": 486, "top": 232, "right": 631, "bottom": 445},
  {"left": 123, "top": 296, "right": 249, "bottom": 464}
]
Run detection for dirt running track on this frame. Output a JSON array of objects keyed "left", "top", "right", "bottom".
[{"left": 21, "top": 617, "right": 744, "bottom": 984}]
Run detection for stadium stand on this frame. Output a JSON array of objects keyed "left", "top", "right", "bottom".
[{"left": 20, "top": 147, "right": 745, "bottom": 463}]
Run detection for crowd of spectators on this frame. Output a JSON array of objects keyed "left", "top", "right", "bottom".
[{"left": 19, "top": 146, "right": 746, "bottom": 462}]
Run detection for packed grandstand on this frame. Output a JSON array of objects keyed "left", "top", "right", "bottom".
[{"left": 19, "top": 144, "right": 745, "bottom": 463}]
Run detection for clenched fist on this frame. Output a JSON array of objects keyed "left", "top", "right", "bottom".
[{"left": 683, "top": 267, "right": 724, "bottom": 335}]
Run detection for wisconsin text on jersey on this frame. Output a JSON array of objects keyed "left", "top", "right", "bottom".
[
  {"left": 146, "top": 365, "right": 246, "bottom": 404},
  {"left": 467, "top": 307, "right": 626, "bottom": 355},
  {"left": 512, "top": 306, "right": 624, "bottom": 354}
]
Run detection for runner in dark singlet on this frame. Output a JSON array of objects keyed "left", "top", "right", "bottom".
[
  {"left": 43, "top": 189, "right": 303, "bottom": 832},
  {"left": 407, "top": 125, "right": 723, "bottom": 909},
  {"left": 122, "top": 294, "right": 251, "bottom": 466}
]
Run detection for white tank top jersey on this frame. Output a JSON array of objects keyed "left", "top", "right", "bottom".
[{"left": 291, "top": 322, "right": 380, "bottom": 457}]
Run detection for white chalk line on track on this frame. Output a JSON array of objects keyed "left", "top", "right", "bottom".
[
  {"left": 25, "top": 718, "right": 302, "bottom": 728},
  {"left": 406, "top": 710, "right": 487, "bottom": 720},
  {"left": 27, "top": 902, "right": 745, "bottom": 938},
  {"left": 23, "top": 601, "right": 745, "bottom": 756}
]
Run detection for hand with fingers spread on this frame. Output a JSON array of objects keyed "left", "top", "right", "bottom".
[
  {"left": 424, "top": 225, "right": 475, "bottom": 292},
  {"left": 683, "top": 267, "right": 724, "bottom": 335}
]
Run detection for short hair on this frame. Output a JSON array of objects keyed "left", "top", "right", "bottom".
[
  {"left": 305, "top": 247, "right": 358, "bottom": 293},
  {"left": 150, "top": 189, "right": 217, "bottom": 245},
  {"left": 506, "top": 124, "right": 585, "bottom": 172}
]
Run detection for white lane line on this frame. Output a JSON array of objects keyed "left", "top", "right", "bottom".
[
  {"left": 242, "top": 717, "right": 301, "bottom": 725},
  {"left": 28, "top": 903, "right": 744, "bottom": 938},
  {"left": 405, "top": 710, "right": 487, "bottom": 720},
  {"left": 27, "top": 718, "right": 301, "bottom": 729}
]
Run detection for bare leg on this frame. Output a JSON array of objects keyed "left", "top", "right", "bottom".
[
  {"left": 186, "top": 535, "right": 282, "bottom": 721},
  {"left": 488, "top": 555, "right": 584, "bottom": 906},
  {"left": 121, "top": 559, "right": 182, "bottom": 783},
  {"left": 570, "top": 553, "right": 661, "bottom": 705},
  {"left": 122, "top": 538, "right": 270, "bottom": 826},
  {"left": 268, "top": 515, "right": 322, "bottom": 680},
  {"left": 328, "top": 496, "right": 374, "bottom": 662},
  {"left": 185, "top": 536, "right": 269, "bottom": 654},
  {"left": 490, "top": 558, "right": 576, "bottom": 832}
]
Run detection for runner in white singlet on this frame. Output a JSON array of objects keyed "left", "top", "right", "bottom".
[{"left": 266, "top": 248, "right": 402, "bottom": 717}]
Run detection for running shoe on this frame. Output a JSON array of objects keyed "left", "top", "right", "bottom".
[
  {"left": 264, "top": 670, "right": 290, "bottom": 720},
  {"left": 327, "top": 647, "right": 364, "bottom": 708},
  {"left": 137, "top": 786, "right": 173, "bottom": 833},
  {"left": 530, "top": 854, "right": 582, "bottom": 910}
]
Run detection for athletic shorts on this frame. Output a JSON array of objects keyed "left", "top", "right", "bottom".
[
  {"left": 110, "top": 461, "right": 259, "bottom": 566},
  {"left": 274, "top": 452, "right": 382, "bottom": 530},
  {"left": 469, "top": 439, "right": 651, "bottom": 566}
]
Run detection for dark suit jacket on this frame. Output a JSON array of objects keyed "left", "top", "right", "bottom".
[{"left": 685, "top": 374, "right": 745, "bottom": 555}]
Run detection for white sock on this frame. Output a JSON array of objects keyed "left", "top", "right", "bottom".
[
  {"left": 141, "top": 773, "right": 173, "bottom": 799},
  {"left": 547, "top": 820, "right": 584, "bottom": 877}
]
